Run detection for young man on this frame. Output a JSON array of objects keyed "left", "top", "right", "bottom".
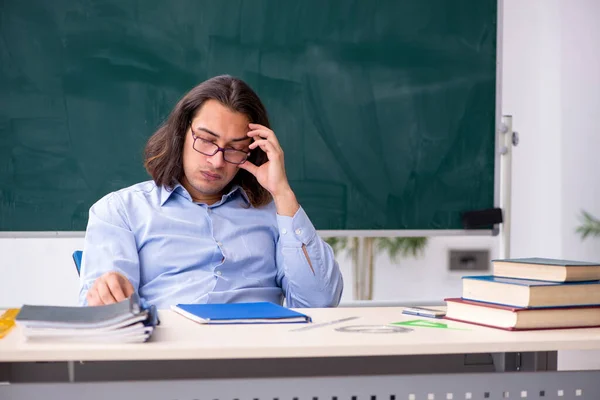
[{"left": 78, "top": 75, "right": 343, "bottom": 309}]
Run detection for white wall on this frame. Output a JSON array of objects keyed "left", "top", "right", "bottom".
[
  {"left": 557, "top": 0, "right": 600, "bottom": 371},
  {"left": 1, "top": 0, "right": 599, "bottom": 369},
  {"left": 502, "top": 0, "right": 600, "bottom": 264},
  {"left": 503, "top": 0, "right": 564, "bottom": 258},
  {"left": 560, "top": 0, "right": 600, "bottom": 262},
  {"left": 0, "top": 238, "right": 82, "bottom": 308}
]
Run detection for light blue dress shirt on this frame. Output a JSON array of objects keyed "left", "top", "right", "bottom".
[{"left": 78, "top": 180, "right": 343, "bottom": 309}]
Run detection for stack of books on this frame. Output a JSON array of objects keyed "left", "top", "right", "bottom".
[
  {"left": 444, "top": 258, "right": 600, "bottom": 331},
  {"left": 15, "top": 294, "right": 159, "bottom": 343}
]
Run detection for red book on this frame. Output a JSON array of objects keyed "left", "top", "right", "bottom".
[{"left": 444, "top": 297, "right": 600, "bottom": 331}]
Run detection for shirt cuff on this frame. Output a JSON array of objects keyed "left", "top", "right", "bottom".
[{"left": 276, "top": 206, "right": 317, "bottom": 246}]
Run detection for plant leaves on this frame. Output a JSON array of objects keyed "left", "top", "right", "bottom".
[
  {"left": 375, "top": 237, "right": 428, "bottom": 262},
  {"left": 576, "top": 210, "right": 600, "bottom": 241}
]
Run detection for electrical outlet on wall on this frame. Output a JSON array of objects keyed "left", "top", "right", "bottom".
[{"left": 448, "top": 250, "right": 490, "bottom": 271}]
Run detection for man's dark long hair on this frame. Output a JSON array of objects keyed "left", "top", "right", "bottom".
[{"left": 144, "top": 75, "right": 271, "bottom": 207}]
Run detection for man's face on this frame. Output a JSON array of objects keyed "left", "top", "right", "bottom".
[{"left": 182, "top": 99, "right": 252, "bottom": 201}]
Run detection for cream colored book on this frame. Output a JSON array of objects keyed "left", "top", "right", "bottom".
[
  {"left": 461, "top": 275, "right": 600, "bottom": 308},
  {"left": 492, "top": 258, "right": 600, "bottom": 282}
]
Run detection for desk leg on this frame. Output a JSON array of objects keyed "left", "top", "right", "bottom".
[
  {"left": 493, "top": 351, "right": 558, "bottom": 372},
  {"left": 67, "top": 361, "right": 75, "bottom": 382}
]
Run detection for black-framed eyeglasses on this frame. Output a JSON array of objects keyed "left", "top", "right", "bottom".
[{"left": 190, "top": 127, "right": 250, "bottom": 165}]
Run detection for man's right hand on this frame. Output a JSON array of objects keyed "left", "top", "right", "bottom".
[{"left": 86, "top": 271, "right": 135, "bottom": 306}]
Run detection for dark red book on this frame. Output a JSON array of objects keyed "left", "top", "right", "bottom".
[{"left": 444, "top": 297, "right": 600, "bottom": 331}]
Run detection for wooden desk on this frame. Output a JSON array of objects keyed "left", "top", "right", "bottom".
[{"left": 2, "top": 307, "right": 600, "bottom": 400}]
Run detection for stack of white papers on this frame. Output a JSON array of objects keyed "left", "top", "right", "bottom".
[{"left": 15, "top": 295, "right": 156, "bottom": 343}]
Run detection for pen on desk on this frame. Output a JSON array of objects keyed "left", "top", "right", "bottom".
[{"left": 290, "top": 316, "right": 359, "bottom": 332}]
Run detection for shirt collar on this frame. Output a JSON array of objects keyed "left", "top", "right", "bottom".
[
  {"left": 159, "top": 182, "right": 186, "bottom": 206},
  {"left": 222, "top": 184, "right": 251, "bottom": 206},
  {"left": 159, "top": 182, "right": 250, "bottom": 207}
]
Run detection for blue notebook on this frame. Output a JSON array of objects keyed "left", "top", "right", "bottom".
[{"left": 171, "top": 302, "right": 312, "bottom": 324}]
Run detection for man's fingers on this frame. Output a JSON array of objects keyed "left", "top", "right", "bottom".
[
  {"left": 86, "top": 272, "right": 135, "bottom": 307},
  {"left": 106, "top": 275, "right": 128, "bottom": 302},
  {"left": 86, "top": 288, "right": 102, "bottom": 306},
  {"left": 238, "top": 159, "right": 259, "bottom": 176},
  {"left": 247, "top": 128, "right": 281, "bottom": 149},
  {"left": 248, "top": 123, "right": 271, "bottom": 133},
  {"left": 96, "top": 280, "right": 118, "bottom": 305},
  {"left": 116, "top": 274, "right": 135, "bottom": 298},
  {"left": 249, "top": 139, "right": 269, "bottom": 151},
  {"left": 249, "top": 140, "right": 279, "bottom": 157}
]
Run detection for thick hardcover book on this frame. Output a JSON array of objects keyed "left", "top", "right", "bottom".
[
  {"left": 492, "top": 257, "right": 600, "bottom": 282},
  {"left": 444, "top": 297, "right": 600, "bottom": 331},
  {"left": 461, "top": 275, "right": 600, "bottom": 308}
]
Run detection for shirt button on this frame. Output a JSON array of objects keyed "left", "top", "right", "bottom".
[
  {"left": 295, "top": 228, "right": 302, "bottom": 235},
  {"left": 281, "top": 228, "right": 287, "bottom": 235},
  {"left": 217, "top": 241, "right": 223, "bottom": 247},
  {"left": 216, "top": 270, "right": 222, "bottom": 276}
]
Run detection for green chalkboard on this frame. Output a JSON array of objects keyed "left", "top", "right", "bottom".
[{"left": 0, "top": 0, "right": 498, "bottom": 231}]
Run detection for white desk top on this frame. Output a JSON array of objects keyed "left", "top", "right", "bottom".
[{"left": 2, "top": 307, "right": 600, "bottom": 362}]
